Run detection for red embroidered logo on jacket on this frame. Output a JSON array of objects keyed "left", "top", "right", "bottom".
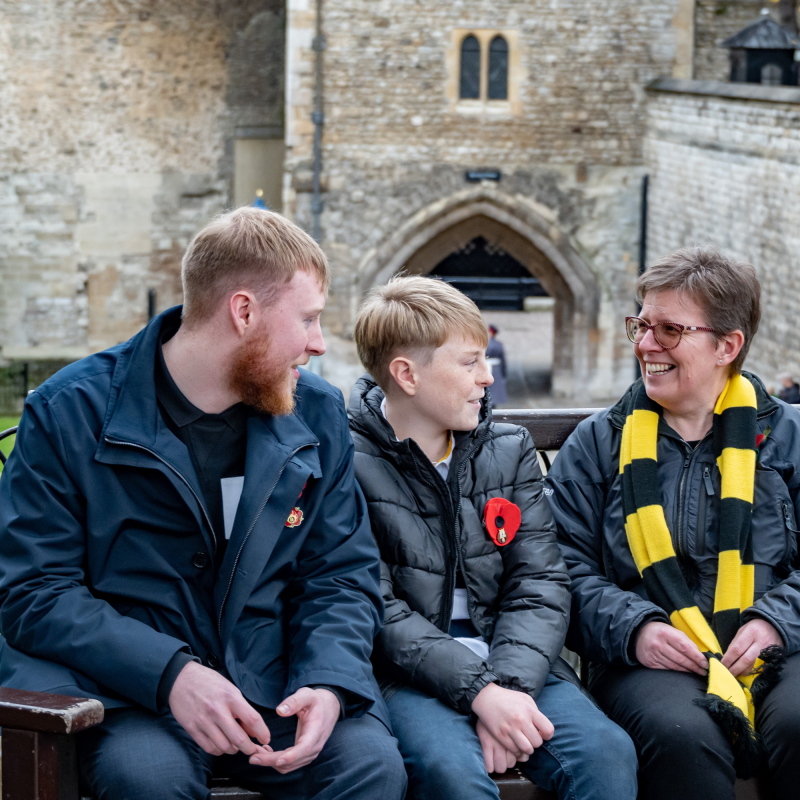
[{"left": 483, "top": 498, "right": 521, "bottom": 546}]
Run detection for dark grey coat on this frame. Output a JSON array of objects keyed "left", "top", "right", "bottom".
[
  {"left": 347, "top": 376, "right": 571, "bottom": 714},
  {"left": 546, "top": 373, "right": 800, "bottom": 668}
]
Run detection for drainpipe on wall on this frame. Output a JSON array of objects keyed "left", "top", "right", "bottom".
[
  {"left": 639, "top": 175, "right": 649, "bottom": 279},
  {"left": 311, "top": 0, "right": 325, "bottom": 243},
  {"left": 635, "top": 174, "right": 649, "bottom": 380}
]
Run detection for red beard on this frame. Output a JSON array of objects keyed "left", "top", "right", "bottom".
[{"left": 229, "top": 327, "right": 296, "bottom": 416}]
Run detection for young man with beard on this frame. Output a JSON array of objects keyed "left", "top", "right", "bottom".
[{"left": 0, "top": 208, "right": 405, "bottom": 800}]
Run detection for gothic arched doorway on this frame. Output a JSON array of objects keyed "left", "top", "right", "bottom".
[{"left": 356, "top": 188, "right": 600, "bottom": 398}]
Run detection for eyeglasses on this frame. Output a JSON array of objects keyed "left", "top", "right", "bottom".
[{"left": 625, "top": 316, "right": 717, "bottom": 350}]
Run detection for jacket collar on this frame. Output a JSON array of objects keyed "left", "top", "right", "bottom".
[
  {"left": 99, "top": 306, "right": 178, "bottom": 451},
  {"left": 608, "top": 371, "right": 779, "bottom": 432},
  {"left": 346, "top": 373, "right": 490, "bottom": 465},
  {"left": 97, "top": 306, "right": 315, "bottom": 445}
]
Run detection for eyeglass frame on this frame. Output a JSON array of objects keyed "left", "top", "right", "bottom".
[{"left": 625, "top": 316, "right": 717, "bottom": 350}]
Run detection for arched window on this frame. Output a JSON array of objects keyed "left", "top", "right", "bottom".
[
  {"left": 488, "top": 36, "right": 508, "bottom": 100},
  {"left": 459, "top": 35, "right": 481, "bottom": 99},
  {"left": 760, "top": 63, "right": 782, "bottom": 86}
]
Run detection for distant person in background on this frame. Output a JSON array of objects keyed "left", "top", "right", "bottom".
[
  {"left": 778, "top": 372, "right": 800, "bottom": 405},
  {"left": 486, "top": 325, "right": 508, "bottom": 407}
]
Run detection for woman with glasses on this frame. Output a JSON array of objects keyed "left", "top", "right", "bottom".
[{"left": 546, "top": 247, "right": 800, "bottom": 800}]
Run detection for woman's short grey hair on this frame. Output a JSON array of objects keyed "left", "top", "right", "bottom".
[{"left": 637, "top": 247, "right": 761, "bottom": 374}]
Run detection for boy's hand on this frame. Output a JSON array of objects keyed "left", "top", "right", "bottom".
[
  {"left": 476, "top": 719, "right": 530, "bottom": 774},
  {"left": 471, "top": 682, "right": 553, "bottom": 756}
]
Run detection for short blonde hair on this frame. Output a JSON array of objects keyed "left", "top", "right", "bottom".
[
  {"left": 181, "top": 207, "right": 330, "bottom": 328},
  {"left": 355, "top": 275, "right": 488, "bottom": 390}
]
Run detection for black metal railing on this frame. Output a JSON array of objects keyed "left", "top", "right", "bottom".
[{"left": 0, "top": 361, "right": 73, "bottom": 415}]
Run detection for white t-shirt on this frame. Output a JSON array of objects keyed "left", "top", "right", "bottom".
[{"left": 380, "top": 399, "right": 489, "bottom": 660}]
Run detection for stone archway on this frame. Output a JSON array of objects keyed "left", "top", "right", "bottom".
[{"left": 356, "top": 186, "right": 600, "bottom": 397}]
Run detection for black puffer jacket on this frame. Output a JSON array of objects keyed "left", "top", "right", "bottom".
[
  {"left": 546, "top": 373, "right": 800, "bottom": 667},
  {"left": 347, "top": 376, "right": 571, "bottom": 714}
]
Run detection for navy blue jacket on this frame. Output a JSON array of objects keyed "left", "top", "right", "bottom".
[{"left": 0, "top": 308, "right": 387, "bottom": 724}]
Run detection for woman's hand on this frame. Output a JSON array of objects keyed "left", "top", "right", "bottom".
[
  {"left": 721, "top": 619, "right": 783, "bottom": 677},
  {"left": 476, "top": 719, "right": 529, "bottom": 774},
  {"left": 635, "top": 621, "right": 708, "bottom": 675}
]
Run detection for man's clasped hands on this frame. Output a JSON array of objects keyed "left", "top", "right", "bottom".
[{"left": 169, "top": 662, "right": 341, "bottom": 774}]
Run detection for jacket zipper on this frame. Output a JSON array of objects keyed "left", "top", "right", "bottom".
[
  {"left": 105, "top": 437, "right": 218, "bottom": 553},
  {"left": 409, "top": 429, "right": 484, "bottom": 632},
  {"left": 675, "top": 450, "right": 693, "bottom": 560},
  {"left": 452, "top": 437, "right": 484, "bottom": 632},
  {"left": 217, "top": 444, "right": 314, "bottom": 635},
  {"left": 409, "top": 448, "right": 459, "bottom": 629},
  {"left": 702, "top": 465, "right": 714, "bottom": 496},
  {"left": 695, "top": 465, "right": 714, "bottom": 558},
  {"left": 424, "top": 428, "right": 486, "bottom": 631}
]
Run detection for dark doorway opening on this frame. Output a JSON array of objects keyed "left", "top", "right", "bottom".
[
  {"left": 426, "top": 236, "right": 554, "bottom": 404},
  {"left": 428, "top": 236, "right": 549, "bottom": 310}
]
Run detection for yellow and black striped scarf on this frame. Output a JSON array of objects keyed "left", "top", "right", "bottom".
[{"left": 620, "top": 374, "right": 783, "bottom": 775}]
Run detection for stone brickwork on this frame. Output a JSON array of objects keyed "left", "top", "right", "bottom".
[
  {"left": 285, "top": 0, "right": 693, "bottom": 398},
  {"left": 645, "top": 79, "right": 800, "bottom": 383},
  {"left": 0, "top": 0, "right": 284, "bottom": 361},
  {"left": 5, "top": 0, "right": 796, "bottom": 400}
]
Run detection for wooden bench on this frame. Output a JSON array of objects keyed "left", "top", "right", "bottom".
[{"left": 0, "top": 414, "right": 772, "bottom": 799}]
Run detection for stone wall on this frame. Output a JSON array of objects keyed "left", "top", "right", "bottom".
[
  {"left": 645, "top": 79, "right": 800, "bottom": 384},
  {"left": 0, "top": 0, "right": 284, "bottom": 361},
  {"left": 285, "top": 0, "right": 691, "bottom": 398}
]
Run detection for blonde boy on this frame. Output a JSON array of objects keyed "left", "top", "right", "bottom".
[{"left": 347, "top": 275, "right": 637, "bottom": 800}]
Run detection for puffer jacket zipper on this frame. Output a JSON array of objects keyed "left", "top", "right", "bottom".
[
  {"left": 452, "top": 433, "right": 488, "bottom": 631},
  {"left": 408, "top": 447, "right": 459, "bottom": 629},
  {"left": 408, "top": 429, "right": 485, "bottom": 632}
]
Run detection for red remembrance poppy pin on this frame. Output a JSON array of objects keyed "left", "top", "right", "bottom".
[
  {"left": 484, "top": 498, "right": 521, "bottom": 546},
  {"left": 285, "top": 482, "right": 309, "bottom": 527},
  {"left": 286, "top": 507, "right": 304, "bottom": 528}
]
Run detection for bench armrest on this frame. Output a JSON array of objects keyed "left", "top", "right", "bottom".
[{"left": 0, "top": 687, "right": 104, "bottom": 734}]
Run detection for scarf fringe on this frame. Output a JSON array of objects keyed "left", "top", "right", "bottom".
[
  {"left": 693, "top": 695, "right": 764, "bottom": 779},
  {"left": 750, "top": 645, "right": 787, "bottom": 707}
]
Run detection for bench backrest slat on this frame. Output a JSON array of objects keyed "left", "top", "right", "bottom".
[{"left": 493, "top": 409, "right": 599, "bottom": 451}]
